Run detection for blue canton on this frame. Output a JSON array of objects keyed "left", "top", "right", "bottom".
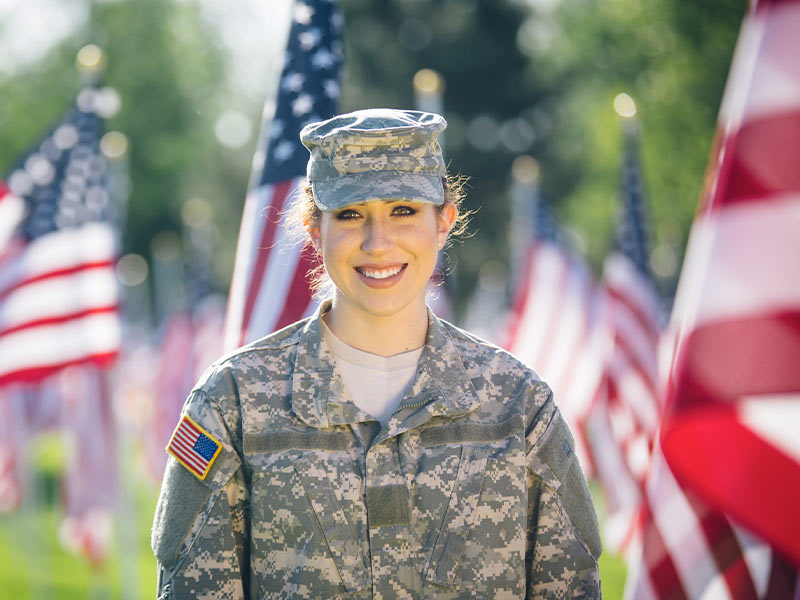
[
  {"left": 3, "top": 87, "right": 112, "bottom": 241},
  {"left": 193, "top": 434, "right": 219, "bottom": 461},
  {"left": 259, "top": 0, "right": 343, "bottom": 186}
]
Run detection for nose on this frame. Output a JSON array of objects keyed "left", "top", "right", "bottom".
[{"left": 361, "top": 215, "right": 394, "bottom": 255}]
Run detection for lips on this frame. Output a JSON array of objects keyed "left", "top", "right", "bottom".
[
  {"left": 356, "top": 264, "right": 405, "bottom": 279},
  {"left": 353, "top": 263, "right": 408, "bottom": 288}
]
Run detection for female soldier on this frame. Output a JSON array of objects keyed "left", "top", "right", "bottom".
[{"left": 152, "top": 108, "right": 602, "bottom": 599}]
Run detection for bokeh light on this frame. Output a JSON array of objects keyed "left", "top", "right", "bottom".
[
  {"left": 100, "top": 131, "right": 129, "bottom": 160},
  {"left": 614, "top": 92, "right": 637, "bottom": 118},
  {"left": 76, "top": 44, "right": 106, "bottom": 76},
  {"left": 115, "top": 253, "right": 149, "bottom": 287},
  {"left": 214, "top": 110, "right": 253, "bottom": 149}
]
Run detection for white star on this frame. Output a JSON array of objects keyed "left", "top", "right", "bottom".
[
  {"left": 292, "top": 94, "right": 314, "bottom": 117},
  {"left": 281, "top": 72, "right": 306, "bottom": 93},
  {"left": 298, "top": 29, "right": 321, "bottom": 51},
  {"left": 323, "top": 79, "right": 339, "bottom": 99},
  {"left": 293, "top": 3, "right": 314, "bottom": 25},
  {"left": 311, "top": 48, "right": 335, "bottom": 70},
  {"left": 269, "top": 119, "right": 285, "bottom": 140},
  {"left": 273, "top": 140, "right": 295, "bottom": 162}
]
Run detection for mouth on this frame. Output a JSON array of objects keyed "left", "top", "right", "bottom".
[
  {"left": 355, "top": 264, "right": 406, "bottom": 279},
  {"left": 354, "top": 263, "right": 407, "bottom": 287}
]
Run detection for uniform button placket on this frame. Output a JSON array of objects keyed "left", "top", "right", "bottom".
[{"left": 365, "top": 437, "right": 415, "bottom": 598}]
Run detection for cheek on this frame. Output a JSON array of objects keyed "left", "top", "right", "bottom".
[{"left": 318, "top": 226, "right": 357, "bottom": 265}]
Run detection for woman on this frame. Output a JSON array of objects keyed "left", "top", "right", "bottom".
[{"left": 152, "top": 108, "right": 602, "bottom": 599}]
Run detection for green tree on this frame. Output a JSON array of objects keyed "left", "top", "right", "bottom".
[
  {"left": 339, "top": 0, "right": 744, "bottom": 305},
  {"left": 513, "top": 0, "right": 744, "bottom": 295},
  {"left": 0, "top": 0, "right": 251, "bottom": 301}
]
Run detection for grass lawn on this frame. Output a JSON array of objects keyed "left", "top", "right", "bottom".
[{"left": 0, "top": 433, "right": 159, "bottom": 599}]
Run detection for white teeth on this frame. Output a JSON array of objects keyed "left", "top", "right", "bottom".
[{"left": 359, "top": 265, "right": 403, "bottom": 279}]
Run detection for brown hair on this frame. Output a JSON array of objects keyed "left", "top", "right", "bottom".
[{"left": 284, "top": 173, "right": 472, "bottom": 296}]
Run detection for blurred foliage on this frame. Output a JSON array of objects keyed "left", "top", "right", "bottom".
[
  {"left": 339, "top": 0, "right": 745, "bottom": 306},
  {"left": 537, "top": 0, "right": 744, "bottom": 298},
  {"left": 0, "top": 0, "right": 744, "bottom": 313},
  {"left": 0, "top": 0, "right": 253, "bottom": 314}
]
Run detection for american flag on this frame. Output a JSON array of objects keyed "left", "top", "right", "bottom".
[
  {"left": 0, "top": 86, "right": 121, "bottom": 385},
  {"left": 148, "top": 310, "right": 201, "bottom": 479},
  {"left": 505, "top": 195, "right": 605, "bottom": 475},
  {"left": 58, "top": 364, "right": 117, "bottom": 565},
  {"left": 625, "top": 441, "right": 798, "bottom": 599},
  {"left": 586, "top": 120, "right": 664, "bottom": 550},
  {"left": 660, "top": 0, "right": 800, "bottom": 571},
  {"left": 0, "top": 385, "right": 25, "bottom": 512},
  {"left": 605, "top": 21, "right": 800, "bottom": 592},
  {"left": 166, "top": 415, "right": 221, "bottom": 480},
  {"left": 223, "top": 0, "right": 342, "bottom": 350}
]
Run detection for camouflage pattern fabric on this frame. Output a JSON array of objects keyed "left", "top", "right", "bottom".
[
  {"left": 300, "top": 109, "right": 447, "bottom": 211},
  {"left": 152, "top": 302, "right": 602, "bottom": 599}
]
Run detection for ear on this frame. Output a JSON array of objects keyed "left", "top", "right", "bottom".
[
  {"left": 305, "top": 219, "right": 321, "bottom": 252},
  {"left": 437, "top": 202, "right": 457, "bottom": 247}
]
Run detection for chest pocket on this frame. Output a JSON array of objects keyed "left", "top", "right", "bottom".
[
  {"left": 251, "top": 453, "right": 369, "bottom": 597},
  {"left": 420, "top": 418, "right": 526, "bottom": 596},
  {"left": 424, "top": 445, "right": 489, "bottom": 585}
]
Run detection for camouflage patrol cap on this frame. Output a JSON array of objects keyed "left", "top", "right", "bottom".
[{"left": 300, "top": 108, "right": 447, "bottom": 211}]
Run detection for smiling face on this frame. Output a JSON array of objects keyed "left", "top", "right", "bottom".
[{"left": 312, "top": 198, "right": 455, "bottom": 327}]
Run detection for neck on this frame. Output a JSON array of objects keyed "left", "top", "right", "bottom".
[{"left": 323, "top": 298, "right": 429, "bottom": 357}]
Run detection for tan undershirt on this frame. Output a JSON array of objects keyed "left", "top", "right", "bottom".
[{"left": 322, "top": 320, "right": 423, "bottom": 426}]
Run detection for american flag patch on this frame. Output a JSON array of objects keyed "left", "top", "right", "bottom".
[{"left": 166, "top": 415, "right": 222, "bottom": 480}]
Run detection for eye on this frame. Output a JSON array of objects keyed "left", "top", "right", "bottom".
[
  {"left": 391, "top": 205, "right": 417, "bottom": 217},
  {"left": 334, "top": 208, "right": 362, "bottom": 221}
]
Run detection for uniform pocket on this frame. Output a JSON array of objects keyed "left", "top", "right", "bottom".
[
  {"left": 251, "top": 454, "right": 369, "bottom": 597},
  {"left": 423, "top": 447, "right": 526, "bottom": 598},
  {"left": 424, "top": 445, "right": 489, "bottom": 586}
]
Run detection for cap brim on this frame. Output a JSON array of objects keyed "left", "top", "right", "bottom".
[{"left": 312, "top": 171, "right": 444, "bottom": 211}]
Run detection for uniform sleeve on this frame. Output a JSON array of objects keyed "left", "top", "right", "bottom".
[
  {"left": 524, "top": 383, "right": 602, "bottom": 599},
  {"left": 151, "top": 387, "right": 249, "bottom": 600}
]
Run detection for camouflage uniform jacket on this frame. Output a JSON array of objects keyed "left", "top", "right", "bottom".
[{"left": 152, "top": 304, "right": 602, "bottom": 599}]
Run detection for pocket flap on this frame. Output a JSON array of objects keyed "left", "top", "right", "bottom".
[
  {"left": 425, "top": 445, "right": 489, "bottom": 586},
  {"left": 293, "top": 454, "right": 370, "bottom": 592}
]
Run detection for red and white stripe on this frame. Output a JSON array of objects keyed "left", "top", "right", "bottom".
[
  {"left": 506, "top": 240, "right": 607, "bottom": 475},
  {"left": 661, "top": 0, "right": 800, "bottom": 568},
  {"left": 223, "top": 178, "right": 317, "bottom": 351},
  {"left": 586, "top": 252, "right": 663, "bottom": 550},
  {"left": 0, "top": 183, "right": 25, "bottom": 252},
  {"left": 58, "top": 364, "right": 117, "bottom": 564},
  {"left": 0, "top": 384, "right": 25, "bottom": 512},
  {"left": 0, "top": 222, "right": 120, "bottom": 385},
  {"left": 167, "top": 416, "right": 216, "bottom": 478},
  {"left": 625, "top": 443, "right": 799, "bottom": 599}
]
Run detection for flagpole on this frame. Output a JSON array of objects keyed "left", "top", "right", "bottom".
[
  {"left": 509, "top": 154, "right": 539, "bottom": 293},
  {"left": 413, "top": 68, "right": 445, "bottom": 149},
  {"left": 102, "top": 129, "right": 141, "bottom": 600},
  {"left": 75, "top": 45, "right": 133, "bottom": 598},
  {"left": 414, "top": 68, "right": 457, "bottom": 320}
]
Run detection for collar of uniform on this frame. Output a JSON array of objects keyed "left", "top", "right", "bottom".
[
  {"left": 291, "top": 301, "right": 375, "bottom": 429},
  {"left": 416, "top": 308, "right": 481, "bottom": 416},
  {"left": 376, "top": 309, "right": 482, "bottom": 441}
]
